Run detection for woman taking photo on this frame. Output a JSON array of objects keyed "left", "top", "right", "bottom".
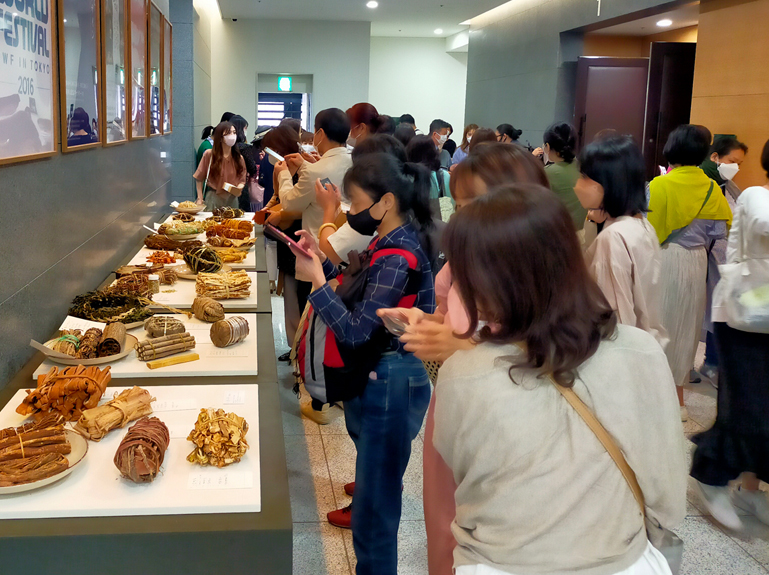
[
  {"left": 433, "top": 184, "right": 686, "bottom": 575},
  {"left": 576, "top": 136, "right": 667, "bottom": 347},
  {"left": 193, "top": 121, "right": 246, "bottom": 209},
  {"left": 230, "top": 115, "right": 261, "bottom": 212},
  {"left": 450, "top": 123, "right": 478, "bottom": 168},
  {"left": 647, "top": 125, "right": 732, "bottom": 420},
  {"left": 291, "top": 153, "right": 435, "bottom": 575},
  {"left": 541, "top": 122, "right": 587, "bottom": 232}
]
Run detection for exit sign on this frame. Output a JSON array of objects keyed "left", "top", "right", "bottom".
[{"left": 278, "top": 76, "right": 292, "bottom": 92}]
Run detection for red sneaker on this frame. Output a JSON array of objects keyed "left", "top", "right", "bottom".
[
  {"left": 327, "top": 504, "right": 352, "bottom": 529},
  {"left": 344, "top": 482, "right": 355, "bottom": 497}
]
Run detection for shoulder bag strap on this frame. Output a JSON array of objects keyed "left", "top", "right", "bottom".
[
  {"left": 203, "top": 152, "right": 212, "bottom": 192},
  {"left": 663, "top": 181, "right": 716, "bottom": 246},
  {"left": 549, "top": 378, "right": 646, "bottom": 516}
]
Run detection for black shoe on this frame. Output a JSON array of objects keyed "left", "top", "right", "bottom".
[{"left": 278, "top": 351, "right": 291, "bottom": 362}]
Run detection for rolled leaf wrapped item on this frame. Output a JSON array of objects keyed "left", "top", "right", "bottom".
[
  {"left": 210, "top": 316, "right": 249, "bottom": 348},
  {"left": 191, "top": 296, "right": 225, "bottom": 322},
  {"left": 136, "top": 333, "right": 196, "bottom": 361},
  {"left": 76, "top": 328, "right": 102, "bottom": 359},
  {"left": 74, "top": 387, "right": 155, "bottom": 441},
  {"left": 183, "top": 246, "right": 223, "bottom": 274},
  {"left": 17, "top": 366, "right": 111, "bottom": 421},
  {"left": 144, "top": 316, "right": 186, "bottom": 338},
  {"left": 114, "top": 416, "right": 170, "bottom": 483},
  {"left": 97, "top": 322, "right": 127, "bottom": 357}
]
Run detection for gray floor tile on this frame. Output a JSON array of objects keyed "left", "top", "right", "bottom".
[
  {"left": 683, "top": 418, "right": 705, "bottom": 438},
  {"left": 280, "top": 380, "right": 321, "bottom": 436},
  {"left": 292, "top": 522, "right": 352, "bottom": 575},
  {"left": 684, "top": 386, "right": 717, "bottom": 429},
  {"left": 285, "top": 434, "right": 338, "bottom": 522},
  {"left": 342, "top": 520, "right": 428, "bottom": 575},
  {"left": 731, "top": 515, "right": 769, "bottom": 568}
]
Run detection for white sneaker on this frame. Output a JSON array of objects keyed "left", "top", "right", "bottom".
[
  {"left": 680, "top": 406, "right": 689, "bottom": 422},
  {"left": 693, "top": 481, "right": 743, "bottom": 531},
  {"left": 732, "top": 487, "right": 769, "bottom": 526}
]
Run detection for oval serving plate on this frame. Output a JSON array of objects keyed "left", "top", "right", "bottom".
[
  {"left": 0, "top": 429, "right": 88, "bottom": 495},
  {"left": 169, "top": 263, "right": 232, "bottom": 280},
  {"left": 42, "top": 334, "right": 139, "bottom": 366},
  {"left": 173, "top": 204, "right": 205, "bottom": 214},
  {"left": 162, "top": 233, "right": 202, "bottom": 241}
]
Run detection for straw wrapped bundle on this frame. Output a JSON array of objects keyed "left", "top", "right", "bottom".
[
  {"left": 17, "top": 366, "right": 111, "bottom": 421},
  {"left": 210, "top": 317, "right": 249, "bottom": 348},
  {"left": 74, "top": 386, "right": 155, "bottom": 441},
  {"left": 205, "top": 225, "right": 250, "bottom": 240},
  {"left": 144, "top": 316, "right": 186, "bottom": 338},
  {"left": 158, "top": 221, "right": 206, "bottom": 236},
  {"left": 207, "top": 236, "right": 256, "bottom": 249},
  {"left": 219, "top": 220, "right": 253, "bottom": 233},
  {"left": 195, "top": 270, "right": 251, "bottom": 300},
  {"left": 216, "top": 248, "right": 248, "bottom": 264},
  {"left": 144, "top": 234, "right": 203, "bottom": 251},
  {"left": 51, "top": 329, "right": 82, "bottom": 357},
  {"left": 76, "top": 328, "right": 102, "bottom": 359},
  {"left": 183, "top": 246, "right": 223, "bottom": 274},
  {"left": 114, "top": 417, "right": 170, "bottom": 483},
  {"left": 0, "top": 414, "right": 70, "bottom": 486},
  {"left": 136, "top": 333, "right": 196, "bottom": 361},
  {"left": 191, "top": 296, "right": 225, "bottom": 322}
]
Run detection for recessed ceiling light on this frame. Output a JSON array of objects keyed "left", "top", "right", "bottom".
[
  {"left": 434, "top": 28, "right": 443, "bottom": 34},
  {"left": 656, "top": 18, "right": 672, "bottom": 27},
  {"left": 63, "top": 18, "right": 67, "bottom": 22},
  {"left": 366, "top": 1, "right": 378, "bottom": 8}
]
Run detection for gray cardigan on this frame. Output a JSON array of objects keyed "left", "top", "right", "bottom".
[{"left": 433, "top": 325, "right": 687, "bottom": 575}]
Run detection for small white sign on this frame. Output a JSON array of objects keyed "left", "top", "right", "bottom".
[
  {"left": 188, "top": 470, "right": 253, "bottom": 490},
  {"left": 223, "top": 390, "right": 246, "bottom": 405},
  {"left": 153, "top": 398, "right": 196, "bottom": 412},
  {"left": 207, "top": 346, "right": 250, "bottom": 358},
  {"left": 59, "top": 316, "right": 105, "bottom": 332}
]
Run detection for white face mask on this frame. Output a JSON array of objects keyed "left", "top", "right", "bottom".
[
  {"left": 301, "top": 144, "right": 317, "bottom": 154},
  {"left": 717, "top": 162, "right": 739, "bottom": 181},
  {"left": 436, "top": 133, "right": 448, "bottom": 146},
  {"left": 223, "top": 134, "right": 237, "bottom": 147},
  {"left": 542, "top": 145, "right": 550, "bottom": 164},
  {"left": 466, "top": 135, "right": 472, "bottom": 143}
]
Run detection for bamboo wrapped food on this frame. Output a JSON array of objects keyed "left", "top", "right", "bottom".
[
  {"left": 211, "top": 207, "right": 244, "bottom": 219},
  {"left": 0, "top": 415, "right": 71, "bottom": 486},
  {"left": 17, "top": 366, "right": 111, "bottom": 421},
  {"left": 183, "top": 246, "right": 223, "bottom": 274},
  {"left": 144, "top": 316, "right": 186, "bottom": 338},
  {"left": 172, "top": 213, "right": 196, "bottom": 222},
  {"left": 51, "top": 329, "right": 82, "bottom": 357},
  {"left": 210, "top": 317, "right": 249, "bottom": 348},
  {"left": 136, "top": 332, "right": 196, "bottom": 361},
  {"left": 191, "top": 296, "right": 225, "bottom": 322},
  {"left": 219, "top": 219, "right": 253, "bottom": 233},
  {"left": 157, "top": 221, "right": 206, "bottom": 236},
  {"left": 114, "top": 417, "right": 170, "bottom": 483},
  {"left": 75, "top": 387, "right": 154, "bottom": 441},
  {"left": 76, "top": 328, "right": 102, "bottom": 359},
  {"left": 205, "top": 225, "right": 250, "bottom": 240},
  {"left": 215, "top": 248, "right": 248, "bottom": 264},
  {"left": 207, "top": 236, "right": 256, "bottom": 249},
  {"left": 195, "top": 270, "right": 251, "bottom": 300},
  {"left": 144, "top": 234, "right": 203, "bottom": 252},
  {"left": 97, "top": 322, "right": 127, "bottom": 357},
  {"left": 187, "top": 408, "right": 249, "bottom": 468}
]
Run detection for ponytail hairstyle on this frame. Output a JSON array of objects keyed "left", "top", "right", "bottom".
[
  {"left": 497, "top": 123, "right": 523, "bottom": 142},
  {"left": 210, "top": 121, "right": 245, "bottom": 184},
  {"left": 543, "top": 122, "right": 577, "bottom": 163},
  {"left": 406, "top": 134, "right": 441, "bottom": 173},
  {"left": 343, "top": 152, "right": 434, "bottom": 236},
  {"left": 346, "top": 102, "right": 390, "bottom": 138},
  {"left": 201, "top": 125, "right": 214, "bottom": 140}
]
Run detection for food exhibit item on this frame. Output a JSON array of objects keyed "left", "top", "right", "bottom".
[
  {"left": 195, "top": 270, "right": 251, "bottom": 300},
  {"left": 146, "top": 251, "right": 177, "bottom": 264},
  {"left": 69, "top": 291, "right": 155, "bottom": 324},
  {"left": 211, "top": 207, "right": 244, "bottom": 219},
  {"left": 177, "top": 201, "right": 199, "bottom": 210},
  {"left": 17, "top": 366, "right": 111, "bottom": 421},
  {"left": 51, "top": 329, "right": 82, "bottom": 357},
  {"left": 210, "top": 317, "right": 249, "bottom": 348},
  {"left": 76, "top": 328, "right": 102, "bottom": 359},
  {"left": 144, "top": 316, "right": 186, "bottom": 338},
  {"left": 146, "top": 353, "right": 200, "bottom": 369},
  {"left": 187, "top": 408, "right": 249, "bottom": 468},
  {"left": 135, "top": 332, "right": 196, "bottom": 361},
  {"left": 74, "top": 387, "right": 154, "bottom": 441},
  {"left": 205, "top": 225, "right": 250, "bottom": 241},
  {"left": 97, "top": 322, "right": 127, "bottom": 357},
  {"left": 207, "top": 236, "right": 256, "bottom": 249},
  {"left": 0, "top": 415, "right": 71, "bottom": 486},
  {"left": 114, "top": 417, "right": 170, "bottom": 483},
  {"left": 219, "top": 219, "right": 253, "bottom": 233},
  {"left": 191, "top": 296, "right": 225, "bottom": 322},
  {"left": 157, "top": 221, "right": 207, "bottom": 236},
  {"left": 214, "top": 248, "right": 248, "bottom": 264},
  {"left": 183, "top": 245, "right": 223, "bottom": 274},
  {"left": 172, "top": 212, "right": 196, "bottom": 222},
  {"left": 144, "top": 234, "right": 203, "bottom": 252}
]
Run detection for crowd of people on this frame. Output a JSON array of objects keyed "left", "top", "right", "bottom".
[{"left": 191, "top": 105, "right": 769, "bottom": 575}]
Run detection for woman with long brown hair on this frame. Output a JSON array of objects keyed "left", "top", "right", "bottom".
[
  {"left": 450, "top": 123, "right": 478, "bottom": 168},
  {"left": 433, "top": 185, "right": 686, "bottom": 575},
  {"left": 193, "top": 121, "right": 246, "bottom": 209}
]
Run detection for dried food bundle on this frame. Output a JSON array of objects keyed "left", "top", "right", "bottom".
[
  {"left": 74, "top": 387, "right": 154, "bottom": 441},
  {"left": 178, "top": 201, "right": 199, "bottom": 209},
  {"left": 172, "top": 213, "right": 196, "bottom": 222},
  {"left": 144, "top": 316, "right": 186, "bottom": 338},
  {"left": 207, "top": 236, "right": 256, "bottom": 249},
  {"left": 17, "top": 366, "right": 111, "bottom": 421},
  {"left": 144, "top": 234, "right": 202, "bottom": 252},
  {"left": 215, "top": 248, "right": 248, "bottom": 264},
  {"left": 212, "top": 207, "right": 244, "bottom": 219},
  {"left": 136, "top": 332, "right": 196, "bottom": 361},
  {"left": 191, "top": 296, "right": 225, "bottom": 322},
  {"left": 146, "top": 251, "right": 177, "bottom": 264},
  {"left": 76, "top": 328, "right": 103, "bottom": 359},
  {"left": 114, "top": 417, "right": 170, "bottom": 483},
  {"left": 51, "top": 329, "right": 82, "bottom": 357},
  {"left": 196, "top": 270, "right": 251, "bottom": 300},
  {"left": 205, "top": 225, "right": 250, "bottom": 240},
  {"left": 0, "top": 414, "right": 71, "bottom": 486},
  {"left": 219, "top": 219, "right": 253, "bottom": 233},
  {"left": 97, "top": 322, "right": 127, "bottom": 357},
  {"left": 210, "top": 316, "right": 249, "bottom": 348},
  {"left": 187, "top": 408, "right": 249, "bottom": 468},
  {"left": 183, "top": 246, "right": 223, "bottom": 274},
  {"left": 158, "top": 221, "right": 206, "bottom": 236},
  {"left": 106, "top": 273, "right": 153, "bottom": 299},
  {"left": 69, "top": 291, "right": 155, "bottom": 324}
]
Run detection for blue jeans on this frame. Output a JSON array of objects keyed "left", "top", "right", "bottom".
[{"left": 344, "top": 352, "right": 431, "bottom": 575}]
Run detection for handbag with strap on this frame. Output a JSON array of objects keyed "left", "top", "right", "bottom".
[
  {"left": 662, "top": 181, "right": 715, "bottom": 246},
  {"left": 550, "top": 378, "right": 684, "bottom": 575}
]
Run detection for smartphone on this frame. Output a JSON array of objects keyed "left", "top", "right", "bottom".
[
  {"left": 381, "top": 311, "right": 410, "bottom": 337},
  {"left": 264, "top": 223, "right": 313, "bottom": 258},
  {"left": 319, "top": 177, "right": 333, "bottom": 188},
  {"left": 264, "top": 147, "right": 285, "bottom": 163}
]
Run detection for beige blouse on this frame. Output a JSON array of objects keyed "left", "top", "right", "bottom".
[
  {"left": 193, "top": 149, "right": 246, "bottom": 194},
  {"left": 584, "top": 216, "right": 669, "bottom": 350}
]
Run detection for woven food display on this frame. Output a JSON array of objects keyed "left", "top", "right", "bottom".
[
  {"left": 0, "top": 414, "right": 71, "bottom": 486},
  {"left": 183, "top": 245, "right": 223, "bottom": 274},
  {"left": 207, "top": 236, "right": 256, "bottom": 249},
  {"left": 215, "top": 248, "right": 248, "bottom": 264},
  {"left": 76, "top": 328, "right": 102, "bottom": 359},
  {"left": 144, "top": 316, "right": 186, "bottom": 338},
  {"left": 191, "top": 296, "right": 225, "bottom": 322},
  {"left": 219, "top": 220, "right": 253, "bottom": 233},
  {"left": 196, "top": 270, "right": 251, "bottom": 300},
  {"left": 144, "top": 234, "right": 203, "bottom": 252},
  {"left": 187, "top": 408, "right": 249, "bottom": 468},
  {"left": 51, "top": 329, "right": 82, "bottom": 357},
  {"left": 210, "top": 317, "right": 250, "bottom": 348},
  {"left": 114, "top": 417, "right": 170, "bottom": 483},
  {"left": 97, "top": 322, "right": 127, "bottom": 357},
  {"left": 69, "top": 291, "right": 154, "bottom": 324},
  {"left": 74, "top": 386, "right": 154, "bottom": 441},
  {"left": 17, "top": 366, "right": 111, "bottom": 421},
  {"left": 136, "top": 332, "right": 196, "bottom": 361},
  {"left": 205, "top": 225, "right": 250, "bottom": 240},
  {"left": 158, "top": 221, "right": 206, "bottom": 236},
  {"left": 172, "top": 213, "right": 195, "bottom": 222},
  {"left": 212, "top": 207, "right": 244, "bottom": 219}
]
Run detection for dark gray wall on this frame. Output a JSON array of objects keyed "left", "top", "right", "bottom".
[
  {"left": 464, "top": 0, "right": 681, "bottom": 147},
  {"left": 169, "top": 0, "right": 196, "bottom": 201}
]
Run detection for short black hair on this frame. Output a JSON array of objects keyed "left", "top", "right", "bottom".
[
  {"left": 201, "top": 125, "right": 214, "bottom": 140},
  {"left": 663, "top": 124, "right": 711, "bottom": 166},
  {"left": 762, "top": 138, "right": 769, "bottom": 179},
  {"left": 543, "top": 122, "right": 577, "bottom": 163},
  {"left": 393, "top": 124, "right": 416, "bottom": 148},
  {"left": 220, "top": 112, "right": 235, "bottom": 123},
  {"left": 375, "top": 115, "right": 397, "bottom": 135},
  {"left": 315, "top": 108, "right": 351, "bottom": 145},
  {"left": 407, "top": 134, "right": 441, "bottom": 172},
  {"left": 429, "top": 119, "right": 451, "bottom": 135},
  {"left": 399, "top": 114, "right": 415, "bottom": 125},
  {"left": 352, "top": 134, "right": 407, "bottom": 163},
  {"left": 497, "top": 123, "right": 523, "bottom": 141},
  {"left": 579, "top": 136, "right": 647, "bottom": 219},
  {"left": 711, "top": 135, "right": 748, "bottom": 158}
]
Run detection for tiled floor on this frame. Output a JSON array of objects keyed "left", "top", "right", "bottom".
[{"left": 272, "top": 295, "right": 769, "bottom": 574}]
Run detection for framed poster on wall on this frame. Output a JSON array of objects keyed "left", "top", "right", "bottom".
[
  {"left": 127, "top": 0, "right": 146, "bottom": 139},
  {"left": 59, "top": 0, "right": 103, "bottom": 152},
  {"left": 101, "top": 0, "right": 127, "bottom": 144},
  {"left": 148, "top": 2, "right": 160, "bottom": 136},
  {"left": 162, "top": 16, "right": 171, "bottom": 133},
  {"left": 0, "top": 0, "right": 59, "bottom": 165}
]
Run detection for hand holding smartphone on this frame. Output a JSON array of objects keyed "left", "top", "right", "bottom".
[
  {"left": 264, "top": 147, "right": 285, "bottom": 163},
  {"left": 264, "top": 223, "right": 313, "bottom": 258}
]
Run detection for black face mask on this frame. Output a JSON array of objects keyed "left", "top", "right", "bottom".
[{"left": 347, "top": 202, "right": 386, "bottom": 236}]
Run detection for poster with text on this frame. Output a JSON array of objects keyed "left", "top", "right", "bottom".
[{"left": 0, "top": 0, "right": 56, "bottom": 162}]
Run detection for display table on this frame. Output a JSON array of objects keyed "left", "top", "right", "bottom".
[
  {"left": 33, "top": 314, "right": 259, "bottom": 380},
  {"left": 0, "top": 384, "right": 261, "bottom": 519},
  {"left": 127, "top": 246, "right": 257, "bottom": 271}
]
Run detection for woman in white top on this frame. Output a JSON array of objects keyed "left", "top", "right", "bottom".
[
  {"left": 575, "top": 136, "right": 669, "bottom": 350},
  {"left": 433, "top": 184, "right": 686, "bottom": 575},
  {"left": 690, "top": 140, "right": 769, "bottom": 532}
]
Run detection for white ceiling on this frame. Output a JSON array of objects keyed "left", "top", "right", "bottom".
[
  {"left": 214, "top": 0, "right": 507, "bottom": 37},
  {"left": 592, "top": 3, "right": 700, "bottom": 36}
]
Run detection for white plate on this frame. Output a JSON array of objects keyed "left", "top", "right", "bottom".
[
  {"left": 163, "top": 233, "right": 201, "bottom": 241},
  {"left": 0, "top": 429, "right": 88, "bottom": 495},
  {"left": 168, "top": 263, "right": 232, "bottom": 280},
  {"left": 41, "top": 335, "right": 138, "bottom": 366}
]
